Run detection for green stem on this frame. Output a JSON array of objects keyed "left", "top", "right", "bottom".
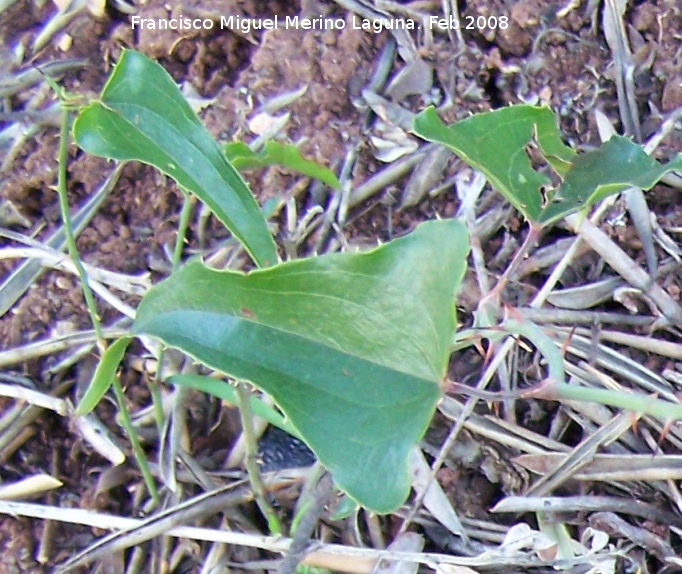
[
  {"left": 149, "top": 192, "right": 194, "bottom": 423},
  {"left": 235, "top": 382, "right": 283, "bottom": 535},
  {"left": 147, "top": 379, "right": 165, "bottom": 435},
  {"left": 292, "top": 461, "right": 327, "bottom": 525},
  {"left": 172, "top": 193, "right": 194, "bottom": 273},
  {"left": 532, "top": 382, "right": 682, "bottom": 421},
  {"left": 56, "top": 107, "right": 104, "bottom": 349},
  {"left": 112, "top": 376, "right": 160, "bottom": 505},
  {"left": 56, "top": 91, "right": 159, "bottom": 506}
]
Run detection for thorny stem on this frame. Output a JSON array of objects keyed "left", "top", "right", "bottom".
[
  {"left": 57, "top": 101, "right": 160, "bottom": 505},
  {"left": 57, "top": 107, "right": 104, "bottom": 350},
  {"left": 486, "top": 223, "right": 542, "bottom": 302},
  {"left": 235, "top": 382, "right": 283, "bottom": 535},
  {"left": 471, "top": 223, "right": 542, "bottom": 336},
  {"left": 449, "top": 378, "right": 682, "bottom": 424},
  {"left": 524, "top": 380, "right": 682, "bottom": 421}
]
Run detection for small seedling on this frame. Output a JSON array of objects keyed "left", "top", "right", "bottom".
[{"left": 68, "top": 50, "right": 682, "bottom": 516}]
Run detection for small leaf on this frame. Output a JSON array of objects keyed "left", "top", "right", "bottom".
[
  {"left": 75, "top": 336, "right": 132, "bottom": 416},
  {"left": 538, "top": 135, "right": 682, "bottom": 224},
  {"left": 413, "top": 106, "right": 682, "bottom": 226},
  {"left": 329, "top": 494, "right": 359, "bottom": 520},
  {"left": 134, "top": 219, "right": 469, "bottom": 512},
  {"left": 73, "top": 49, "right": 277, "bottom": 268},
  {"left": 224, "top": 141, "right": 341, "bottom": 189},
  {"left": 413, "top": 106, "right": 575, "bottom": 223}
]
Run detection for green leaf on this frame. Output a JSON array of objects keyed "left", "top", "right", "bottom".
[
  {"left": 73, "top": 49, "right": 277, "bottom": 268},
  {"left": 413, "top": 106, "right": 682, "bottom": 226},
  {"left": 169, "top": 374, "right": 301, "bottom": 439},
  {"left": 538, "top": 135, "right": 682, "bottom": 224},
  {"left": 224, "top": 141, "right": 341, "bottom": 189},
  {"left": 329, "top": 494, "right": 359, "bottom": 520},
  {"left": 75, "top": 336, "right": 132, "bottom": 416},
  {"left": 413, "top": 106, "right": 575, "bottom": 223},
  {"left": 134, "top": 219, "right": 469, "bottom": 512}
]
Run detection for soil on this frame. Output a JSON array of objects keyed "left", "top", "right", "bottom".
[{"left": 1, "top": 0, "right": 682, "bottom": 572}]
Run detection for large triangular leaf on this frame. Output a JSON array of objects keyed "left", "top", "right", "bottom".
[
  {"left": 133, "top": 219, "right": 469, "bottom": 512},
  {"left": 413, "top": 106, "right": 682, "bottom": 226},
  {"left": 73, "top": 49, "right": 277, "bottom": 268}
]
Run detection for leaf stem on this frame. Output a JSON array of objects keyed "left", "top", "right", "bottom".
[
  {"left": 112, "top": 376, "right": 160, "bottom": 505},
  {"left": 235, "top": 382, "right": 283, "bottom": 535},
  {"left": 56, "top": 82, "right": 159, "bottom": 507},
  {"left": 57, "top": 107, "right": 104, "bottom": 349},
  {"left": 526, "top": 381, "right": 682, "bottom": 421},
  {"left": 172, "top": 193, "right": 195, "bottom": 273}
]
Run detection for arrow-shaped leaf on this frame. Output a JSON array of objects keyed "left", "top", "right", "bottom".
[
  {"left": 133, "top": 219, "right": 469, "bottom": 512},
  {"left": 413, "top": 106, "right": 576, "bottom": 223},
  {"left": 73, "top": 49, "right": 277, "bottom": 268},
  {"left": 538, "top": 135, "right": 682, "bottom": 224},
  {"left": 414, "top": 106, "right": 682, "bottom": 227}
]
